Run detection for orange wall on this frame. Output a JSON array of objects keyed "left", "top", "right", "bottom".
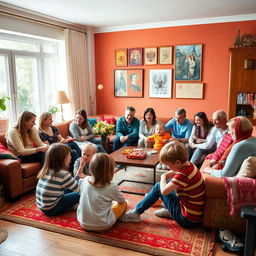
[{"left": 95, "top": 21, "right": 256, "bottom": 119}]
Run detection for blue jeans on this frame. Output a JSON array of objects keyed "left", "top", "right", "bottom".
[
  {"left": 41, "top": 190, "right": 80, "bottom": 216},
  {"left": 190, "top": 145, "right": 216, "bottom": 166},
  {"left": 135, "top": 182, "right": 199, "bottom": 228},
  {"left": 18, "top": 151, "right": 45, "bottom": 165},
  {"left": 88, "top": 138, "right": 106, "bottom": 153},
  {"left": 66, "top": 141, "right": 81, "bottom": 172},
  {"left": 113, "top": 136, "right": 139, "bottom": 151}
]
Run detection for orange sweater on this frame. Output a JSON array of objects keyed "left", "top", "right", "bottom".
[{"left": 147, "top": 133, "right": 172, "bottom": 150}]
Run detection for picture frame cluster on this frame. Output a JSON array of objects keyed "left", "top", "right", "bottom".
[{"left": 114, "top": 44, "right": 203, "bottom": 99}]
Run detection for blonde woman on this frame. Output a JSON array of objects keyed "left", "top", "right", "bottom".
[{"left": 7, "top": 111, "right": 48, "bottom": 165}]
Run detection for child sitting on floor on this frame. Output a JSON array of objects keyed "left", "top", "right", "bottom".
[
  {"left": 36, "top": 144, "right": 80, "bottom": 216},
  {"left": 120, "top": 141, "right": 205, "bottom": 228},
  {"left": 73, "top": 142, "right": 97, "bottom": 179},
  {"left": 77, "top": 153, "right": 127, "bottom": 232},
  {"left": 146, "top": 122, "right": 172, "bottom": 169}
]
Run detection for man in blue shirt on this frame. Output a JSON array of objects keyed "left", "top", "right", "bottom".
[
  {"left": 113, "top": 106, "right": 140, "bottom": 152},
  {"left": 165, "top": 108, "right": 193, "bottom": 150}
]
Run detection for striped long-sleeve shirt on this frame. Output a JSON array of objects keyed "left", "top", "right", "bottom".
[
  {"left": 171, "top": 163, "right": 205, "bottom": 222},
  {"left": 36, "top": 169, "right": 79, "bottom": 210}
]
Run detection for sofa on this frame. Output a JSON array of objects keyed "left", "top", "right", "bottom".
[{"left": 0, "top": 114, "right": 255, "bottom": 234}]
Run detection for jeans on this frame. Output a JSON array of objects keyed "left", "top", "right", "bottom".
[
  {"left": 135, "top": 182, "right": 199, "bottom": 228},
  {"left": 18, "top": 151, "right": 45, "bottom": 165},
  {"left": 66, "top": 141, "right": 81, "bottom": 172},
  {"left": 41, "top": 190, "right": 80, "bottom": 216},
  {"left": 113, "top": 136, "right": 139, "bottom": 151},
  {"left": 88, "top": 138, "right": 106, "bottom": 153},
  {"left": 190, "top": 145, "right": 216, "bottom": 166}
]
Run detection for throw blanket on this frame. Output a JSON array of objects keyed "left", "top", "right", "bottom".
[{"left": 223, "top": 177, "right": 256, "bottom": 216}]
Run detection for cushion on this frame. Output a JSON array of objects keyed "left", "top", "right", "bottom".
[
  {"left": 0, "top": 143, "right": 18, "bottom": 160},
  {"left": 236, "top": 156, "right": 256, "bottom": 178},
  {"left": 87, "top": 118, "right": 97, "bottom": 127}
]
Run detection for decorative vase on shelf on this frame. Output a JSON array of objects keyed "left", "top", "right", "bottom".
[{"left": 101, "top": 134, "right": 108, "bottom": 153}]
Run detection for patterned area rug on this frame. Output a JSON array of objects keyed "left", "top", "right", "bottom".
[{"left": 0, "top": 167, "right": 215, "bottom": 256}]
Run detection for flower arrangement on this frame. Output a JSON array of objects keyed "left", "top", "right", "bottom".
[{"left": 93, "top": 121, "right": 115, "bottom": 136}]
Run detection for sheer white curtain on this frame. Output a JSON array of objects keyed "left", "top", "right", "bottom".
[{"left": 64, "top": 29, "right": 90, "bottom": 115}]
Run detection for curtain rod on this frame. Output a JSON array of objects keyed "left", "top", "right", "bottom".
[{"left": 0, "top": 2, "right": 88, "bottom": 34}]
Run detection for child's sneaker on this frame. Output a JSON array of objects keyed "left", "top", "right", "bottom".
[
  {"left": 119, "top": 209, "right": 141, "bottom": 223},
  {"left": 219, "top": 229, "right": 244, "bottom": 253},
  {"left": 157, "top": 163, "right": 162, "bottom": 169},
  {"left": 162, "top": 164, "right": 168, "bottom": 170},
  {"left": 154, "top": 208, "right": 172, "bottom": 218}
]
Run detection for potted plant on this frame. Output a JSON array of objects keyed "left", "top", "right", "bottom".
[
  {"left": 0, "top": 96, "right": 11, "bottom": 134},
  {"left": 47, "top": 105, "right": 59, "bottom": 122}
]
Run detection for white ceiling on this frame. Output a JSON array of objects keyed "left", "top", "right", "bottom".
[{"left": 1, "top": 0, "right": 256, "bottom": 32}]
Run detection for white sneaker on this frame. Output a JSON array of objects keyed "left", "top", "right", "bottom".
[
  {"left": 154, "top": 208, "right": 172, "bottom": 218},
  {"left": 219, "top": 229, "right": 244, "bottom": 252},
  {"left": 119, "top": 209, "right": 141, "bottom": 223},
  {"left": 157, "top": 163, "right": 162, "bottom": 169},
  {"left": 162, "top": 164, "right": 168, "bottom": 170}
]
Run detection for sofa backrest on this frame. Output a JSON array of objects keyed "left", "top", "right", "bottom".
[{"left": 55, "top": 120, "right": 72, "bottom": 138}]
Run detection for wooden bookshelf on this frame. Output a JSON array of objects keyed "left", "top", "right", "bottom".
[{"left": 228, "top": 48, "right": 256, "bottom": 125}]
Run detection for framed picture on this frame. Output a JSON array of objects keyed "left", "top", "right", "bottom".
[
  {"left": 128, "top": 48, "right": 143, "bottom": 66},
  {"left": 115, "top": 48, "right": 127, "bottom": 66},
  {"left": 175, "top": 83, "right": 204, "bottom": 99},
  {"left": 144, "top": 47, "right": 157, "bottom": 65},
  {"left": 114, "top": 69, "right": 143, "bottom": 98},
  {"left": 159, "top": 46, "right": 172, "bottom": 64},
  {"left": 175, "top": 44, "right": 202, "bottom": 81},
  {"left": 149, "top": 69, "right": 172, "bottom": 98}
]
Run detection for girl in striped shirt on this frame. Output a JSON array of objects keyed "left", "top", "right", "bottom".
[{"left": 36, "top": 144, "right": 80, "bottom": 216}]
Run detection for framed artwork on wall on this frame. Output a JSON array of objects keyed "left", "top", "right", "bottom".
[
  {"left": 175, "top": 83, "right": 204, "bottom": 99},
  {"left": 128, "top": 48, "right": 143, "bottom": 66},
  {"left": 115, "top": 48, "right": 127, "bottom": 66},
  {"left": 144, "top": 47, "right": 157, "bottom": 65},
  {"left": 175, "top": 44, "right": 202, "bottom": 81},
  {"left": 114, "top": 69, "right": 144, "bottom": 98},
  {"left": 149, "top": 69, "right": 172, "bottom": 98},
  {"left": 159, "top": 46, "right": 172, "bottom": 64}
]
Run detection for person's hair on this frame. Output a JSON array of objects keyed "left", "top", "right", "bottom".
[
  {"left": 159, "top": 141, "right": 188, "bottom": 165},
  {"left": 75, "top": 109, "right": 88, "bottom": 129},
  {"left": 143, "top": 107, "right": 156, "bottom": 124},
  {"left": 89, "top": 153, "right": 115, "bottom": 187},
  {"left": 15, "top": 111, "right": 36, "bottom": 146},
  {"left": 156, "top": 121, "right": 165, "bottom": 130},
  {"left": 175, "top": 108, "right": 186, "bottom": 116},
  {"left": 213, "top": 110, "right": 227, "bottom": 120},
  {"left": 227, "top": 116, "right": 253, "bottom": 136},
  {"left": 125, "top": 106, "right": 135, "bottom": 112},
  {"left": 130, "top": 73, "right": 138, "bottom": 80},
  {"left": 194, "top": 111, "right": 213, "bottom": 134},
  {"left": 82, "top": 142, "right": 97, "bottom": 154},
  {"left": 37, "top": 144, "right": 71, "bottom": 179},
  {"left": 38, "top": 112, "right": 52, "bottom": 132}
]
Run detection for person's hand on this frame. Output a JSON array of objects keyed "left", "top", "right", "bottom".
[
  {"left": 195, "top": 138, "right": 206, "bottom": 144},
  {"left": 37, "top": 146, "right": 48, "bottom": 153},
  {"left": 120, "top": 136, "right": 128, "bottom": 143},
  {"left": 208, "top": 159, "right": 217, "bottom": 167},
  {"left": 169, "top": 137, "right": 176, "bottom": 141},
  {"left": 190, "top": 142, "right": 197, "bottom": 149},
  {"left": 79, "top": 173, "right": 87, "bottom": 179},
  {"left": 79, "top": 156, "right": 86, "bottom": 169},
  {"left": 80, "top": 136, "right": 87, "bottom": 141},
  {"left": 163, "top": 139, "right": 170, "bottom": 143},
  {"left": 202, "top": 167, "right": 213, "bottom": 174},
  {"left": 161, "top": 170, "right": 175, "bottom": 180}
]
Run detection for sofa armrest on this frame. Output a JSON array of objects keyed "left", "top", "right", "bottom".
[
  {"left": 0, "top": 159, "right": 23, "bottom": 199},
  {"left": 202, "top": 172, "right": 227, "bottom": 199}
]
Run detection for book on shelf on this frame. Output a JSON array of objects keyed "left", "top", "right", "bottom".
[{"left": 237, "top": 92, "right": 255, "bottom": 105}]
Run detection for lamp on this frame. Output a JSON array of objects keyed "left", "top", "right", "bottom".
[{"left": 55, "top": 90, "right": 70, "bottom": 122}]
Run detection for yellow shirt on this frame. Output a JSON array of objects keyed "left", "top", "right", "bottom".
[{"left": 147, "top": 133, "right": 172, "bottom": 150}]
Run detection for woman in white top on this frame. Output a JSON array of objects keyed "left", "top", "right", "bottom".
[
  {"left": 138, "top": 108, "right": 158, "bottom": 147},
  {"left": 69, "top": 109, "right": 105, "bottom": 152},
  {"left": 7, "top": 111, "right": 48, "bottom": 165}
]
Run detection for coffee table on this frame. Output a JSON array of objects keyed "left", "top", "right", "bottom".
[{"left": 110, "top": 146, "right": 160, "bottom": 195}]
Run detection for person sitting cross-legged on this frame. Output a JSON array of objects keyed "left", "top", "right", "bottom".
[{"left": 119, "top": 141, "right": 205, "bottom": 228}]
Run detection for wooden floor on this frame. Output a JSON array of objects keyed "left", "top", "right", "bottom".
[{"left": 1, "top": 219, "right": 254, "bottom": 256}]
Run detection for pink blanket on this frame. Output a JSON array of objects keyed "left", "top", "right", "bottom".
[{"left": 223, "top": 177, "right": 256, "bottom": 216}]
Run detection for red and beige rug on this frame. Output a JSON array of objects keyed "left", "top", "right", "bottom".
[{"left": 0, "top": 168, "right": 215, "bottom": 255}]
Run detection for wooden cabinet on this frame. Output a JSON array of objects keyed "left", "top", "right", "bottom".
[{"left": 228, "top": 48, "right": 256, "bottom": 124}]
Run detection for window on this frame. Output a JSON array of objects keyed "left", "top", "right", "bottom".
[{"left": 0, "top": 31, "right": 67, "bottom": 125}]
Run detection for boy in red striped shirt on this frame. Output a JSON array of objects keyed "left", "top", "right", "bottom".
[{"left": 120, "top": 141, "right": 205, "bottom": 228}]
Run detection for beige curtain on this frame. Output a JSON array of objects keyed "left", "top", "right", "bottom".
[{"left": 64, "top": 29, "right": 90, "bottom": 115}]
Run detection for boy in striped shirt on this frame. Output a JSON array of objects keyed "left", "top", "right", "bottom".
[{"left": 120, "top": 141, "right": 205, "bottom": 228}]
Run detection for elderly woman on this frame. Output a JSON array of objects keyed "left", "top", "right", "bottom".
[
  {"left": 69, "top": 109, "right": 105, "bottom": 152},
  {"left": 138, "top": 108, "right": 158, "bottom": 148},
  {"left": 203, "top": 116, "right": 256, "bottom": 177},
  {"left": 38, "top": 112, "right": 81, "bottom": 171},
  {"left": 7, "top": 111, "right": 48, "bottom": 165}
]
